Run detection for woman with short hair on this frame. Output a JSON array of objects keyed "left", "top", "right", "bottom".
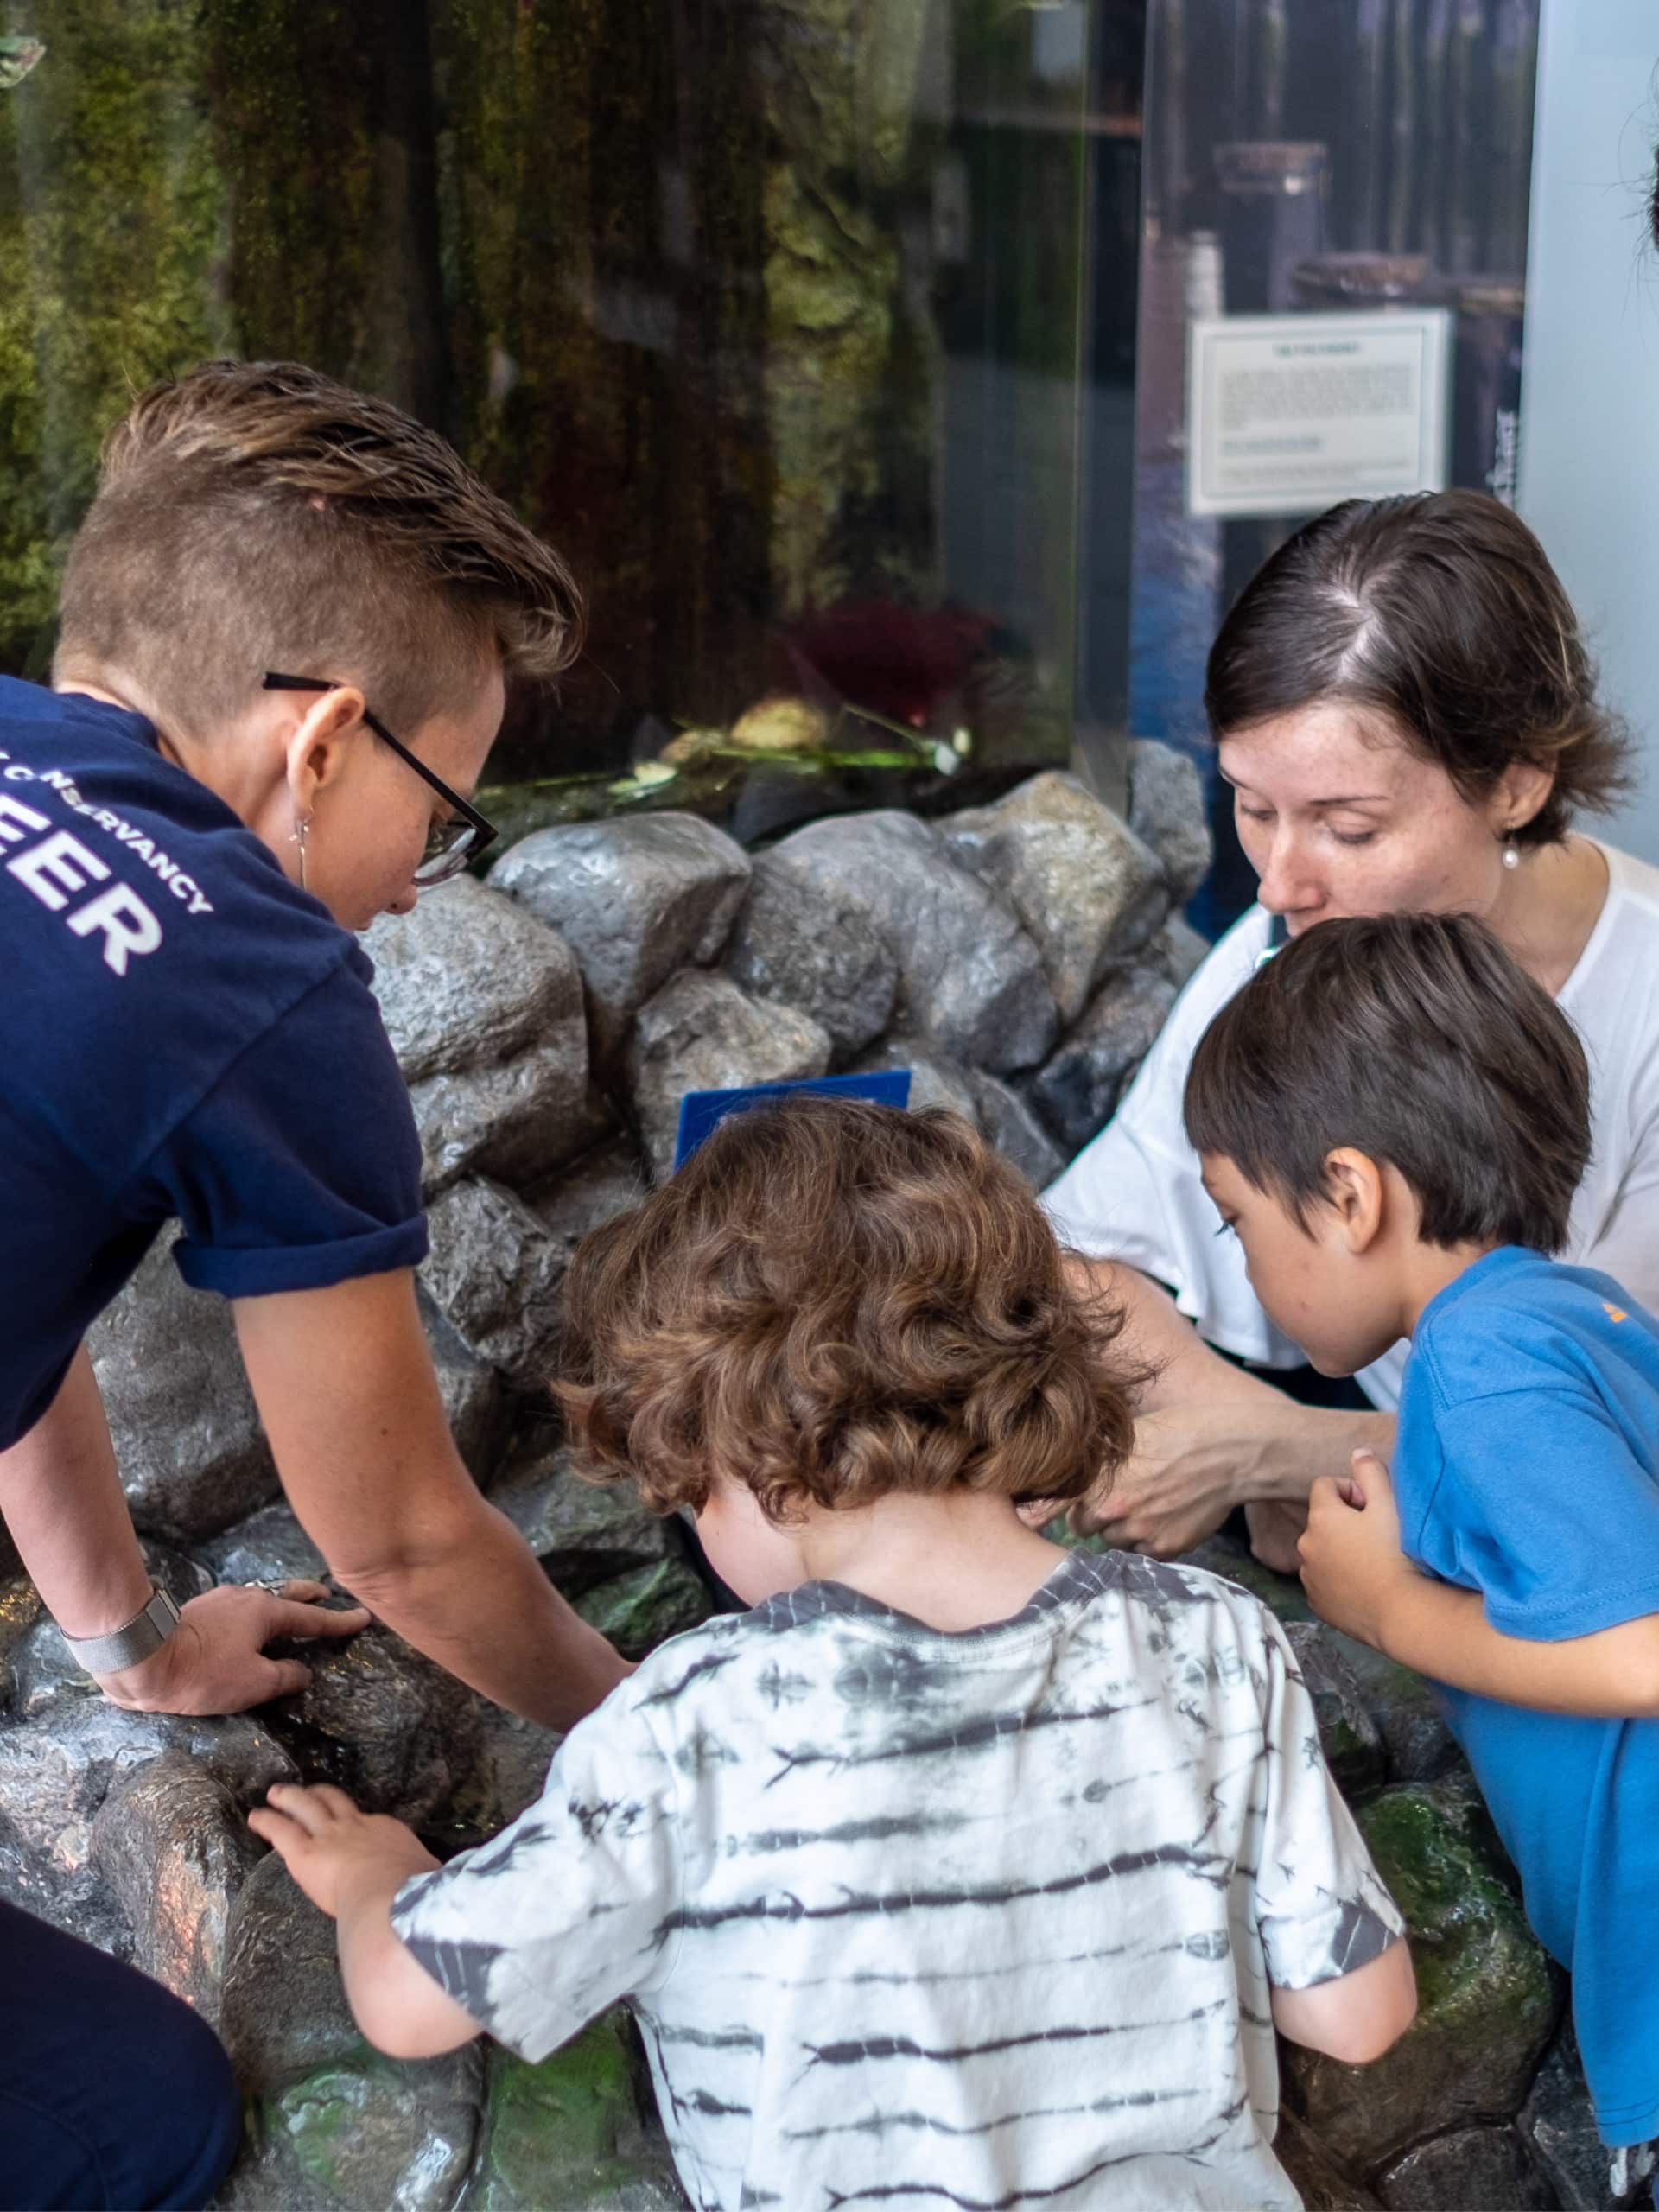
[{"left": 1046, "top": 489, "right": 1659, "bottom": 1567}]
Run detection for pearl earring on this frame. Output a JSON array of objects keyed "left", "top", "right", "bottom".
[
  {"left": 292, "top": 809, "right": 312, "bottom": 892},
  {"left": 1502, "top": 838, "right": 1520, "bottom": 871}
]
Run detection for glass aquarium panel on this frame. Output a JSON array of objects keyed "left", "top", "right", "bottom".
[{"left": 0, "top": 0, "right": 1093, "bottom": 845}]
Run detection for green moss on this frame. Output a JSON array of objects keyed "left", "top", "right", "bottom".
[{"left": 469, "top": 2014, "right": 682, "bottom": 2212}]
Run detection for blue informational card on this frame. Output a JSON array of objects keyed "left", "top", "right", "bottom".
[{"left": 673, "top": 1070, "right": 912, "bottom": 1172}]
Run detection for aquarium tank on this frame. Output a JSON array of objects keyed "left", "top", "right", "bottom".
[{"left": 0, "top": 0, "right": 1107, "bottom": 848}]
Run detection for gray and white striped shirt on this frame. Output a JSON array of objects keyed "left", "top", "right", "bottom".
[{"left": 393, "top": 1549, "right": 1402, "bottom": 2210}]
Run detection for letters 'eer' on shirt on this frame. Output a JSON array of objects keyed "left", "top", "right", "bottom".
[
  {"left": 0, "top": 677, "right": 425, "bottom": 1451},
  {"left": 393, "top": 1549, "right": 1403, "bottom": 2212}
]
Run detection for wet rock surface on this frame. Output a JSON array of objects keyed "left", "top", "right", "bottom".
[
  {"left": 1024, "top": 965, "right": 1179, "bottom": 1155},
  {"left": 422, "top": 1177, "right": 569, "bottom": 1380}
]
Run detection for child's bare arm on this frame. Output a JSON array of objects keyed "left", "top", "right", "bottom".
[
  {"left": 1269, "top": 1942, "right": 1417, "bottom": 2063},
  {"left": 1299, "top": 1452, "right": 1659, "bottom": 1717},
  {"left": 249, "top": 1783, "right": 483, "bottom": 2061}
]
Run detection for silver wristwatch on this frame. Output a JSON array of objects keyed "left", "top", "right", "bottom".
[{"left": 59, "top": 1583, "right": 182, "bottom": 1676}]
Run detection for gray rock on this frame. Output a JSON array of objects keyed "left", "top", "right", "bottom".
[
  {"left": 92, "top": 1751, "right": 263, "bottom": 2023},
  {"left": 423, "top": 1298, "right": 511, "bottom": 1481},
  {"left": 491, "top": 1446, "right": 671, "bottom": 1598},
  {"left": 492, "top": 816, "right": 752, "bottom": 1059},
  {"left": 422, "top": 1179, "right": 568, "bottom": 1382},
  {"left": 1521, "top": 2023, "right": 1623, "bottom": 2210},
  {"left": 944, "top": 771, "right": 1169, "bottom": 1024},
  {"left": 1025, "top": 968, "right": 1178, "bottom": 1154},
  {"left": 532, "top": 1137, "right": 648, "bottom": 1259},
  {"left": 1284, "top": 1619, "right": 1389, "bottom": 1804},
  {"left": 1141, "top": 912, "right": 1211, "bottom": 992},
  {"left": 222, "top": 2044, "right": 484, "bottom": 2212},
  {"left": 361, "top": 872, "right": 584, "bottom": 1083},
  {"left": 626, "top": 969, "right": 830, "bottom": 1178},
  {"left": 409, "top": 1035, "right": 591, "bottom": 1198},
  {"left": 442, "top": 1707, "right": 563, "bottom": 1848},
  {"left": 851, "top": 1033, "right": 979, "bottom": 1123},
  {"left": 198, "top": 1503, "right": 329, "bottom": 1591},
  {"left": 770, "top": 810, "right": 1057, "bottom": 1072},
  {"left": 1273, "top": 2111, "right": 1383, "bottom": 2210},
  {"left": 0, "top": 1701, "right": 295, "bottom": 1916},
  {"left": 1377, "top": 2126, "right": 1555, "bottom": 2209},
  {"left": 265, "top": 1624, "right": 486, "bottom": 1827},
  {"left": 1325, "top": 1630, "right": 1468, "bottom": 1788},
  {"left": 10, "top": 1538, "right": 211, "bottom": 1719},
  {"left": 1128, "top": 738, "right": 1214, "bottom": 905},
  {"left": 88, "top": 1230, "right": 277, "bottom": 1545},
  {"left": 723, "top": 848, "right": 899, "bottom": 1061},
  {"left": 969, "top": 1070, "right": 1066, "bottom": 1191},
  {"left": 575, "top": 1560, "right": 713, "bottom": 1661},
  {"left": 219, "top": 1851, "right": 359, "bottom": 2093}
]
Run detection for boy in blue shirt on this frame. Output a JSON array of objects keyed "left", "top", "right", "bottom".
[{"left": 1182, "top": 909, "right": 1659, "bottom": 2175}]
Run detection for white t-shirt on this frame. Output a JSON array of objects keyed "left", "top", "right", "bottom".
[
  {"left": 1043, "top": 841, "right": 1659, "bottom": 1409},
  {"left": 391, "top": 1549, "right": 1403, "bottom": 2212}
]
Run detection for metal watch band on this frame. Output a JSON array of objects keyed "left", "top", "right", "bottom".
[{"left": 59, "top": 1584, "right": 182, "bottom": 1676}]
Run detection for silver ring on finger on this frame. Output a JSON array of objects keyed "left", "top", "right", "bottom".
[{"left": 245, "top": 1576, "right": 290, "bottom": 1598}]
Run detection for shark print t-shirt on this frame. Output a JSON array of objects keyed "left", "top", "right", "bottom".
[{"left": 392, "top": 1549, "right": 1403, "bottom": 2212}]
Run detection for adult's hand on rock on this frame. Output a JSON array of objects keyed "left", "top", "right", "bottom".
[
  {"left": 96, "top": 1580, "right": 371, "bottom": 1715},
  {"left": 1066, "top": 1403, "right": 1252, "bottom": 1557},
  {"left": 1243, "top": 1497, "right": 1307, "bottom": 1575}
]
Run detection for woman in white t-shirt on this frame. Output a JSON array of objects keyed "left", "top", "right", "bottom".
[{"left": 1046, "top": 489, "right": 1659, "bottom": 1570}]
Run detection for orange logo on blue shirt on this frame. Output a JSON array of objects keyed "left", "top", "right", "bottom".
[{"left": 1603, "top": 1301, "right": 1628, "bottom": 1324}]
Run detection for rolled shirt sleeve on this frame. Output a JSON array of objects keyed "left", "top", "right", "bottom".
[{"left": 144, "top": 960, "right": 429, "bottom": 1298}]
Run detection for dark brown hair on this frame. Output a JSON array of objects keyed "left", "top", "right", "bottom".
[
  {"left": 1205, "top": 490, "right": 1631, "bottom": 845},
  {"left": 55, "top": 359, "right": 582, "bottom": 739},
  {"left": 557, "top": 1095, "right": 1148, "bottom": 1522},
  {"left": 1183, "top": 912, "right": 1591, "bottom": 1253}
]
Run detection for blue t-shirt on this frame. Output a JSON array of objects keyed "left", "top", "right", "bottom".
[
  {"left": 0, "top": 676, "right": 427, "bottom": 1452},
  {"left": 1395, "top": 1244, "right": 1659, "bottom": 2146}
]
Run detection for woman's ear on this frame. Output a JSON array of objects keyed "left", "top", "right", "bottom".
[
  {"left": 282, "top": 685, "right": 368, "bottom": 815},
  {"left": 1491, "top": 759, "right": 1555, "bottom": 840},
  {"left": 1321, "top": 1147, "right": 1385, "bottom": 1255}
]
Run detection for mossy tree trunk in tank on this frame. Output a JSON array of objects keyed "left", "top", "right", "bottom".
[{"left": 0, "top": 0, "right": 233, "bottom": 674}]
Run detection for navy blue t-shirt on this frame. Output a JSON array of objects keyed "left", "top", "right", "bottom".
[
  {"left": 1395, "top": 1245, "right": 1659, "bottom": 2147},
  {"left": 0, "top": 677, "right": 427, "bottom": 1452}
]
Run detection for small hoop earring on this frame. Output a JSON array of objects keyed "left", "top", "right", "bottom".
[{"left": 292, "top": 809, "right": 312, "bottom": 892}]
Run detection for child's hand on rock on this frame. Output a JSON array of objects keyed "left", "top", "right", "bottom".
[
  {"left": 1297, "top": 1448, "right": 1417, "bottom": 1649},
  {"left": 249, "top": 1782, "right": 439, "bottom": 1921}
]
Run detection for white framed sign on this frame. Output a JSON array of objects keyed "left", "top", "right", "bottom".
[{"left": 1185, "top": 308, "right": 1452, "bottom": 518}]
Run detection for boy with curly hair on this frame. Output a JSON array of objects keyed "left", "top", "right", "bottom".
[{"left": 253, "top": 1096, "right": 1414, "bottom": 2212}]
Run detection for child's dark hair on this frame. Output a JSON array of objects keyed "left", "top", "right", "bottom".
[
  {"left": 1183, "top": 913, "right": 1591, "bottom": 1254},
  {"left": 557, "top": 1095, "right": 1149, "bottom": 1522},
  {"left": 1205, "top": 490, "right": 1630, "bottom": 846}
]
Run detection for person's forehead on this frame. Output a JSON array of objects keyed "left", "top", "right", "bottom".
[{"left": 1217, "top": 702, "right": 1423, "bottom": 800}]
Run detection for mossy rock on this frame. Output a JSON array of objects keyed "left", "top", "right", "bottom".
[
  {"left": 226, "top": 2041, "right": 484, "bottom": 2212},
  {"left": 575, "top": 1559, "right": 713, "bottom": 1661},
  {"left": 1285, "top": 1780, "right": 1562, "bottom": 2174},
  {"left": 467, "top": 2012, "right": 685, "bottom": 2212}
]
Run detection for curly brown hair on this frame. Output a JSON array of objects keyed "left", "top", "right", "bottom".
[
  {"left": 55, "top": 359, "right": 582, "bottom": 740},
  {"left": 557, "top": 1096, "right": 1148, "bottom": 1523},
  {"left": 1205, "top": 489, "right": 1631, "bottom": 846}
]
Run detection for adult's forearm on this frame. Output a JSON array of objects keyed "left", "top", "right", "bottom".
[
  {"left": 340, "top": 1497, "right": 627, "bottom": 1730},
  {"left": 0, "top": 1347, "right": 152, "bottom": 1636}
]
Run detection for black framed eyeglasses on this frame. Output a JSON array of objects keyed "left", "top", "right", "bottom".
[{"left": 263, "top": 672, "right": 498, "bottom": 887}]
